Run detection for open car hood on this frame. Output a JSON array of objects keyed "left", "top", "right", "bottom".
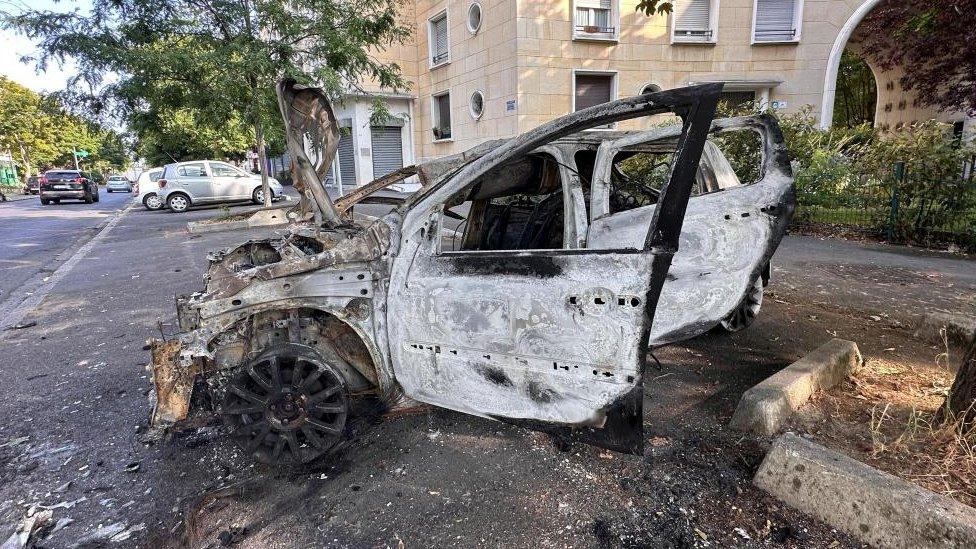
[{"left": 275, "top": 79, "right": 343, "bottom": 225}]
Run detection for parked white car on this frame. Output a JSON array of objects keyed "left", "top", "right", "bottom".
[
  {"left": 157, "top": 160, "right": 284, "bottom": 213},
  {"left": 136, "top": 167, "right": 165, "bottom": 210}
]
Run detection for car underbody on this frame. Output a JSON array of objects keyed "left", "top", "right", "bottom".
[{"left": 148, "top": 79, "right": 795, "bottom": 465}]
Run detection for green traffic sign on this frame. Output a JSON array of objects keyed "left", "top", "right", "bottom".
[{"left": 76, "top": 150, "right": 90, "bottom": 158}]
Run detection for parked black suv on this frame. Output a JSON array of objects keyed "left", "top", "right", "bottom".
[{"left": 39, "top": 170, "right": 100, "bottom": 205}]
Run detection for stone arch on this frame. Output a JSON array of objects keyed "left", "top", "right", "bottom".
[{"left": 820, "top": 0, "right": 884, "bottom": 129}]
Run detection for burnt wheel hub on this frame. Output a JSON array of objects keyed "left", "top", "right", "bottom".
[{"left": 222, "top": 344, "right": 348, "bottom": 465}]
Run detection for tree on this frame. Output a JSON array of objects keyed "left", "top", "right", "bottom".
[
  {"left": 834, "top": 50, "right": 877, "bottom": 128},
  {"left": 856, "top": 0, "right": 976, "bottom": 115},
  {"left": 937, "top": 333, "right": 976, "bottom": 430},
  {"left": 0, "top": 77, "right": 127, "bottom": 178},
  {"left": 635, "top": 1, "right": 674, "bottom": 16},
  {"left": 133, "top": 108, "right": 253, "bottom": 167},
  {"left": 0, "top": 77, "right": 59, "bottom": 178},
  {"left": 4, "top": 0, "right": 411, "bottom": 206}
]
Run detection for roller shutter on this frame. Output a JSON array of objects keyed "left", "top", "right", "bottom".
[
  {"left": 754, "top": 0, "right": 796, "bottom": 42},
  {"left": 674, "top": 0, "right": 711, "bottom": 34},
  {"left": 337, "top": 132, "right": 356, "bottom": 188},
  {"left": 370, "top": 126, "right": 403, "bottom": 180}
]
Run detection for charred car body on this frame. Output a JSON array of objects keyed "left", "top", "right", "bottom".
[{"left": 148, "top": 80, "right": 794, "bottom": 465}]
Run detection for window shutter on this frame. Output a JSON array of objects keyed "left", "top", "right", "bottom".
[
  {"left": 337, "top": 132, "right": 356, "bottom": 188},
  {"left": 755, "top": 0, "right": 796, "bottom": 42},
  {"left": 432, "top": 16, "right": 448, "bottom": 62},
  {"left": 575, "top": 74, "right": 613, "bottom": 111},
  {"left": 674, "top": 0, "right": 711, "bottom": 32},
  {"left": 370, "top": 126, "right": 404, "bottom": 179}
]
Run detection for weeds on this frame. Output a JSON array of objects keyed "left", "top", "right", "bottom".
[{"left": 867, "top": 398, "right": 976, "bottom": 505}]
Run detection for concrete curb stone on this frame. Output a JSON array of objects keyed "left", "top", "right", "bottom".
[
  {"left": 755, "top": 432, "right": 976, "bottom": 549},
  {"left": 185, "top": 199, "right": 294, "bottom": 234},
  {"left": 914, "top": 312, "right": 976, "bottom": 349},
  {"left": 730, "top": 338, "right": 861, "bottom": 436}
]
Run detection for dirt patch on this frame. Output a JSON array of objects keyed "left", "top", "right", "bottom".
[{"left": 792, "top": 351, "right": 976, "bottom": 508}]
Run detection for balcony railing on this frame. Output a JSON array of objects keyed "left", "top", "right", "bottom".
[
  {"left": 431, "top": 51, "right": 449, "bottom": 65},
  {"left": 754, "top": 28, "right": 797, "bottom": 41},
  {"left": 574, "top": 25, "right": 615, "bottom": 35},
  {"left": 432, "top": 126, "right": 452, "bottom": 140},
  {"left": 674, "top": 28, "right": 714, "bottom": 40}
]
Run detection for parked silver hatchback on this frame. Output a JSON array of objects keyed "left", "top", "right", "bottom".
[{"left": 157, "top": 160, "right": 284, "bottom": 212}]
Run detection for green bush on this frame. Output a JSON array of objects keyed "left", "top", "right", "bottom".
[{"left": 716, "top": 104, "right": 976, "bottom": 250}]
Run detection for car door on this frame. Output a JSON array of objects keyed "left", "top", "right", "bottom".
[
  {"left": 585, "top": 116, "right": 795, "bottom": 347},
  {"left": 208, "top": 161, "right": 249, "bottom": 200},
  {"left": 174, "top": 162, "right": 212, "bottom": 202},
  {"left": 385, "top": 84, "right": 721, "bottom": 454}
]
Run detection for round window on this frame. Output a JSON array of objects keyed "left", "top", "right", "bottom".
[
  {"left": 469, "top": 90, "right": 485, "bottom": 120},
  {"left": 640, "top": 83, "right": 662, "bottom": 95},
  {"left": 467, "top": 2, "right": 483, "bottom": 34}
]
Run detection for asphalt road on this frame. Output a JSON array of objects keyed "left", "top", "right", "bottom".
[
  {"left": 0, "top": 190, "right": 132, "bottom": 305},
  {"left": 0, "top": 197, "right": 973, "bottom": 547}
]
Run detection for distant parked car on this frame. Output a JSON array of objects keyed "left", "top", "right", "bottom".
[
  {"left": 157, "top": 160, "right": 284, "bottom": 213},
  {"left": 136, "top": 168, "right": 165, "bottom": 210},
  {"left": 106, "top": 175, "right": 133, "bottom": 193},
  {"left": 39, "top": 170, "right": 100, "bottom": 205},
  {"left": 24, "top": 176, "right": 39, "bottom": 194}
]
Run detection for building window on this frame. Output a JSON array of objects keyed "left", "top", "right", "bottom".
[
  {"left": 432, "top": 91, "right": 452, "bottom": 141},
  {"left": 573, "top": 0, "right": 618, "bottom": 40},
  {"left": 574, "top": 71, "right": 616, "bottom": 127},
  {"left": 428, "top": 10, "right": 450, "bottom": 67},
  {"left": 719, "top": 90, "right": 757, "bottom": 112},
  {"left": 640, "top": 83, "right": 662, "bottom": 95},
  {"left": 467, "top": 2, "right": 482, "bottom": 34},
  {"left": 752, "top": 0, "right": 802, "bottom": 43},
  {"left": 672, "top": 0, "right": 717, "bottom": 44},
  {"left": 469, "top": 90, "right": 485, "bottom": 120}
]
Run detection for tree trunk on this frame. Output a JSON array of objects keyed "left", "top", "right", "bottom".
[
  {"left": 16, "top": 139, "right": 31, "bottom": 179},
  {"left": 937, "top": 332, "right": 976, "bottom": 429},
  {"left": 254, "top": 118, "right": 271, "bottom": 208}
]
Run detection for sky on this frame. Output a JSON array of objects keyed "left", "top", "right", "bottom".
[{"left": 0, "top": 0, "right": 91, "bottom": 93}]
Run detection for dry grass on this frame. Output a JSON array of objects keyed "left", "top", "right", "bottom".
[{"left": 796, "top": 334, "right": 976, "bottom": 507}]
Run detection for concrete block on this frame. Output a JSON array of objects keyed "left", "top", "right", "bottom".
[
  {"left": 730, "top": 338, "right": 861, "bottom": 436},
  {"left": 914, "top": 312, "right": 976, "bottom": 349},
  {"left": 755, "top": 433, "right": 976, "bottom": 549}
]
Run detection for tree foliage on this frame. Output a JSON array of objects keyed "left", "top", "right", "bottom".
[
  {"left": 3, "top": 0, "right": 411, "bottom": 190},
  {"left": 635, "top": 1, "right": 673, "bottom": 16},
  {"left": 834, "top": 50, "right": 877, "bottom": 128},
  {"left": 856, "top": 0, "right": 976, "bottom": 114},
  {"left": 0, "top": 77, "right": 127, "bottom": 182}
]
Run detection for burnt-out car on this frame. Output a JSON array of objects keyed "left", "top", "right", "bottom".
[{"left": 148, "top": 80, "right": 794, "bottom": 465}]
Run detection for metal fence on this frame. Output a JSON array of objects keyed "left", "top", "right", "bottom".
[{"left": 793, "top": 156, "right": 976, "bottom": 251}]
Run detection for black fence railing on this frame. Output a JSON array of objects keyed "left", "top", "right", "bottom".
[
  {"left": 793, "top": 157, "right": 976, "bottom": 251},
  {"left": 432, "top": 51, "right": 449, "bottom": 65}
]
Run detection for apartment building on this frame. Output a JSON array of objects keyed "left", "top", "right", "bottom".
[{"left": 328, "top": 0, "right": 957, "bottom": 191}]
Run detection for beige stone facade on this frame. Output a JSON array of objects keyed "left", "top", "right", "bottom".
[{"left": 331, "top": 0, "right": 967, "bottom": 190}]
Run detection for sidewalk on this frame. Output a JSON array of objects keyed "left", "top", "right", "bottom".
[{"left": 0, "top": 192, "right": 35, "bottom": 203}]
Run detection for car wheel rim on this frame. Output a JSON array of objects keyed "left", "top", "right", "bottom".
[
  {"left": 223, "top": 347, "right": 347, "bottom": 465},
  {"left": 146, "top": 196, "right": 162, "bottom": 209},
  {"left": 171, "top": 197, "right": 187, "bottom": 210},
  {"left": 720, "top": 277, "right": 763, "bottom": 332},
  {"left": 255, "top": 190, "right": 264, "bottom": 202}
]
